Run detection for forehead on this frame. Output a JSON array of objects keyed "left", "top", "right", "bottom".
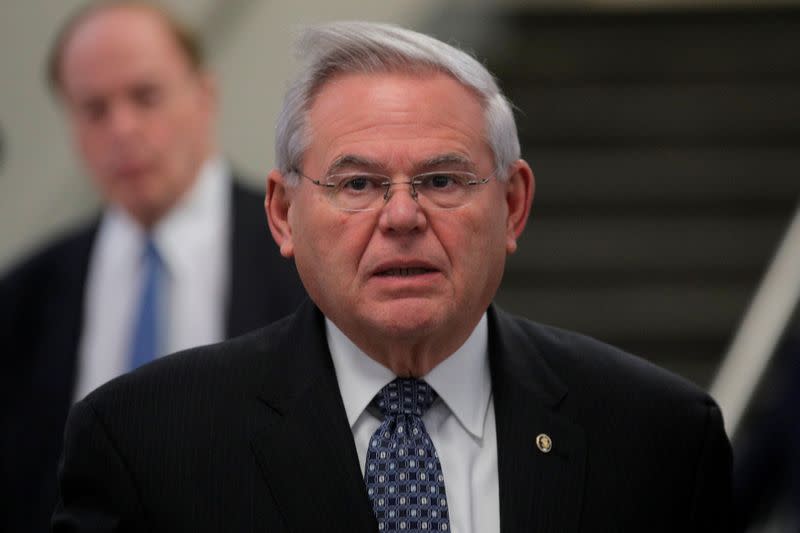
[
  {"left": 304, "top": 71, "right": 490, "bottom": 171},
  {"left": 60, "top": 7, "right": 189, "bottom": 96}
]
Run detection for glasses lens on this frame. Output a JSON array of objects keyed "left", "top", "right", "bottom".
[
  {"left": 328, "top": 174, "right": 388, "bottom": 210},
  {"left": 414, "top": 172, "right": 475, "bottom": 209}
]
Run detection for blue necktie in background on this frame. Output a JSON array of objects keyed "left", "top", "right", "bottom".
[
  {"left": 365, "top": 378, "right": 451, "bottom": 532},
  {"left": 128, "top": 238, "right": 165, "bottom": 370}
]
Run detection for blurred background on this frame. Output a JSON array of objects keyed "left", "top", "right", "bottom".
[{"left": 1, "top": 0, "right": 799, "bottom": 529}]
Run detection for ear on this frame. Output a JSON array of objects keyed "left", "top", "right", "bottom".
[
  {"left": 503, "top": 159, "right": 534, "bottom": 255},
  {"left": 265, "top": 169, "right": 296, "bottom": 258}
]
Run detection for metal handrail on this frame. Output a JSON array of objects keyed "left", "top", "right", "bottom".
[{"left": 710, "top": 202, "right": 800, "bottom": 439}]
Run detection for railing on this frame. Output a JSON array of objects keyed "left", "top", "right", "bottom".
[{"left": 710, "top": 202, "right": 800, "bottom": 438}]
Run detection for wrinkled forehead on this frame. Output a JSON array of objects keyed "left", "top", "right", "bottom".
[
  {"left": 307, "top": 63, "right": 486, "bottom": 113},
  {"left": 302, "top": 70, "right": 492, "bottom": 175}
]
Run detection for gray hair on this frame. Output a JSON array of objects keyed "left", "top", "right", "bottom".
[{"left": 275, "top": 21, "right": 520, "bottom": 184}]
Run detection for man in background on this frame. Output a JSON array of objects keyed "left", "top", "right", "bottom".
[{"left": 0, "top": 2, "right": 305, "bottom": 531}]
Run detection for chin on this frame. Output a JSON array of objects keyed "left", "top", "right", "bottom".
[{"left": 366, "top": 300, "right": 446, "bottom": 338}]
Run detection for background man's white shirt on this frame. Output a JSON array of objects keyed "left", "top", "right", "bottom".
[{"left": 73, "top": 157, "right": 231, "bottom": 401}]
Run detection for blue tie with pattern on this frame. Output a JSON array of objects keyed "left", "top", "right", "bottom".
[
  {"left": 128, "top": 238, "right": 164, "bottom": 370},
  {"left": 365, "top": 378, "right": 451, "bottom": 532}
]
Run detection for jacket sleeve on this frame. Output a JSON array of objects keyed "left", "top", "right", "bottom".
[
  {"left": 688, "top": 402, "right": 735, "bottom": 532},
  {"left": 52, "top": 399, "right": 148, "bottom": 533}
]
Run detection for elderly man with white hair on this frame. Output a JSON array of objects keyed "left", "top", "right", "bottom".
[{"left": 53, "top": 21, "right": 732, "bottom": 532}]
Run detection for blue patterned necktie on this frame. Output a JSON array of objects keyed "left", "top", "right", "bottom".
[
  {"left": 128, "top": 238, "right": 165, "bottom": 370},
  {"left": 365, "top": 378, "right": 451, "bottom": 532}
]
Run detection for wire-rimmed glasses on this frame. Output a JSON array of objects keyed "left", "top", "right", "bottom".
[{"left": 291, "top": 169, "right": 492, "bottom": 212}]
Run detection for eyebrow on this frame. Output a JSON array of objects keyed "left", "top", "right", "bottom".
[
  {"left": 326, "top": 152, "right": 476, "bottom": 176},
  {"left": 326, "top": 155, "right": 384, "bottom": 175},
  {"left": 417, "top": 153, "right": 475, "bottom": 172}
]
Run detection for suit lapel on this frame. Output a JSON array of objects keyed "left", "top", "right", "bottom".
[
  {"left": 489, "top": 306, "right": 587, "bottom": 533},
  {"left": 45, "top": 222, "right": 98, "bottom": 405},
  {"left": 250, "top": 301, "right": 377, "bottom": 532}
]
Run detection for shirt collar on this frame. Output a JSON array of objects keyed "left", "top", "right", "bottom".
[
  {"left": 152, "top": 156, "right": 230, "bottom": 276},
  {"left": 326, "top": 313, "right": 491, "bottom": 440},
  {"left": 424, "top": 313, "right": 490, "bottom": 439},
  {"left": 326, "top": 320, "right": 396, "bottom": 429}
]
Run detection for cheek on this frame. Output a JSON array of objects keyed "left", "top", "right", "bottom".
[
  {"left": 448, "top": 212, "right": 507, "bottom": 283},
  {"left": 292, "top": 214, "right": 373, "bottom": 310},
  {"left": 150, "top": 117, "right": 179, "bottom": 155},
  {"left": 324, "top": 218, "right": 369, "bottom": 267},
  {"left": 75, "top": 126, "right": 103, "bottom": 161},
  {"left": 440, "top": 212, "right": 484, "bottom": 257},
  {"left": 147, "top": 102, "right": 191, "bottom": 147},
  {"left": 78, "top": 135, "right": 116, "bottom": 187},
  {"left": 291, "top": 200, "right": 353, "bottom": 269},
  {"left": 151, "top": 116, "right": 197, "bottom": 179}
]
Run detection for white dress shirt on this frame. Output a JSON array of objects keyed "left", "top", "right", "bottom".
[
  {"left": 327, "top": 315, "right": 500, "bottom": 533},
  {"left": 73, "top": 157, "right": 231, "bottom": 401}
]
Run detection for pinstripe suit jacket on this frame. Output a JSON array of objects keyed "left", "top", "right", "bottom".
[{"left": 52, "top": 299, "right": 732, "bottom": 532}]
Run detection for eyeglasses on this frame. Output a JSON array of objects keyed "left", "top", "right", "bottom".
[{"left": 291, "top": 169, "right": 492, "bottom": 212}]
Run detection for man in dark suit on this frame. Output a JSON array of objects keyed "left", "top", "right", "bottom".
[
  {"left": 0, "top": 3, "right": 304, "bottom": 532},
  {"left": 52, "top": 21, "right": 732, "bottom": 532}
]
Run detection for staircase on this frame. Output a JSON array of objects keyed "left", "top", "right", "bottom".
[{"left": 427, "top": 6, "right": 800, "bottom": 386}]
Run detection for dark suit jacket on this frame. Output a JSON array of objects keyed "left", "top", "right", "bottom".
[
  {"left": 52, "top": 299, "right": 732, "bottom": 532},
  {"left": 1, "top": 180, "right": 306, "bottom": 533}
]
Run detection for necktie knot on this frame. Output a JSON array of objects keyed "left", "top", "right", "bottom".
[
  {"left": 373, "top": 378, "right": 437, "bottom": 419},
  {"left": 142, "top": 238, "right": 163, "bottom": 268}
]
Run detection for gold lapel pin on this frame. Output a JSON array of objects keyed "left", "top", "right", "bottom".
[{"left": 536, "top": 433, "right": 552, "bottom": 453}]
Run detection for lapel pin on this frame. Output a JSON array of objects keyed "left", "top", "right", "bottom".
[{"left": 536, "top": 433, "right": 552, "bottom": 453}]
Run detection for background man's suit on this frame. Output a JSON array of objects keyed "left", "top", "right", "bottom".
[
  {"left": 1, "top": 180, "right": 306, "bottom": 533},
  {"left": 53, "top": 299, "right": 732, "bottom": 532}
]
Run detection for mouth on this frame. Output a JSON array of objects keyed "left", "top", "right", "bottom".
[
  {"left": 375, "top": 267, "right": 437, "bottom": 277},
  {"left": 112, "top": 158, "right": 153, "bottom": 178}
]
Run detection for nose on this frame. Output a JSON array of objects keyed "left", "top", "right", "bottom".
[
  {"left": 378, "top": 182, "right": 428, "bottom": 234},
  {"left": 107, "top": 102, "right": 141, "bottom": 139}
]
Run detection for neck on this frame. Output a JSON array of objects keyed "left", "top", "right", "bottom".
[
  {"left": 126, "top": 150, "right": 215, "bottom": 230},
  {"left": 129, "top": 207, "right": 164, "bottom": 230},
  {"left": 334, "top": 315, "right": 484, "bottom": 377},
  {"left": 375, "top": 346, "right": 450, "bottom": 378}
]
